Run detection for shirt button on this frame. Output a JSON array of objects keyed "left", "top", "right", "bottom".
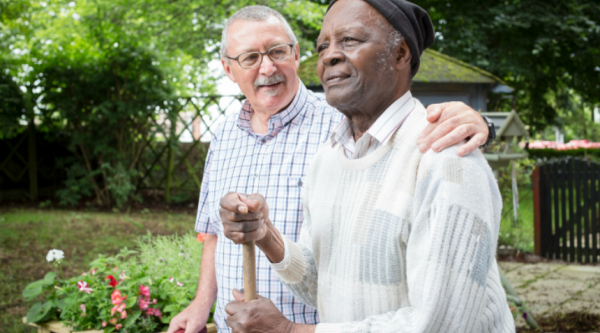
[
  {"left": 261, "top": 139, "right": 266, "bottom": 144},
  {"left": 254, "top": 173, "right": 258, "bottom": 178},
  {"left": 297, "top": 180, "right": 303, "bottom": 187}
]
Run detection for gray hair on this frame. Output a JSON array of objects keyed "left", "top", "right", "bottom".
[
  {"left": 375, "top": 15, "right": 404, "bottom": 53},
  {"left": 220, "top": 6, "right": 298, "bottom": 59}
]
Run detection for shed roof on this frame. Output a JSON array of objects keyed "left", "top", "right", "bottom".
[{"left": 297, "top": 49, "right": 505, "bottom": 87}]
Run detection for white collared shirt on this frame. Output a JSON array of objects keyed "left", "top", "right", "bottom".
[{"left": 330, "top": 91, "right": 416, "bottom": 159}]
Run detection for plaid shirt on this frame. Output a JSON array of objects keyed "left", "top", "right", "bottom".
[{"left": 195, "top": 81, "right": 343, "bottom": 332}]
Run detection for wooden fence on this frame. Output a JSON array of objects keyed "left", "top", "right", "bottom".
[
  {"left": 533, "top": 157, "right": 600, "bottom": 263},
  {"left": 0, "top": 95, "right": 243, "bottom": 203}
]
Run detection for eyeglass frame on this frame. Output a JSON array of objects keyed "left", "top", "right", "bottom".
[{"left": 225, "top": 43, "right": 295, "bottom": 69}]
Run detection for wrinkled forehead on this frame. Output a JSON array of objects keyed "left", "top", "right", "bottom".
[{"left": 228, "top": 16, "right": 291, "bottom": 53}]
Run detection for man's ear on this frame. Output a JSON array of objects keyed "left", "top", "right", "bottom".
[
  {"left": 222, "top": 58, "right": 237, "bottom": 83},
  {"left": 395, "top": 40, "right": 412, "bottom": 71},
  {"left": 293, "top": 43, "right": 300, "bottom": 70}
]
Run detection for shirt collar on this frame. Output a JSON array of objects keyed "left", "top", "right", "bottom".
[
  {"left": 238, "top": 78, "right": 308, "bottom": 141},
  {"left": 366, "top": 90, "right": 415, "bottom": 146},
  {"left": 330, "top": 90, "right": 415, "bottom": 147}
]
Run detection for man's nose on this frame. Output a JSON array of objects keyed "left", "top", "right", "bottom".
[
  {"left": 258, "top": 54, "right": 277, "bottom": 76},
  {"left": 321, "top": 43, "right": 344, "bottom": 67}
]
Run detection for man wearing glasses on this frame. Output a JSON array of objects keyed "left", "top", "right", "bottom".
[{"left": 167, "top": 5, "right": 494, "bottom": 333}]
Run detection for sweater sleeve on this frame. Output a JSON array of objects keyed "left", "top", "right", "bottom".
[
  {"left": 270, "top": 181, "right": 320, "bottom": 310},
  {"left": 314, "top": 148, "right": 510, "bottom": 333}
]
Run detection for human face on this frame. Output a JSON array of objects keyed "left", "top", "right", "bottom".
[
  {"left": 316, "top": 0, "right": 410, "bottom": 118},
  {"left": 222, "top": 16, "right": 300, "bottom": 115}
]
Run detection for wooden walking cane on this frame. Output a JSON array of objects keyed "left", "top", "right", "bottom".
[
  {"left": 243, "top": 241, "right": 258, "bottom": 301},
  {"left": 240, "top": 202, "right": 257, "bottom": 301}
]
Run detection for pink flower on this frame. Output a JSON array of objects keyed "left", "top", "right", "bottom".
[
  {"left": 169, "top": 277, "right": 174, "bottom": 283},
  {"left": 90, "top": 268, "right": 97, "bottom": 275},
  {"left": 119, "top": 271, "right": 126, "bottom": 279},
  {"left": 102, "top": 321, "right": 107, "bottom": 328},
  {"left": 153, "top": 308, "right": 162, "bottom": 317},
  {"left": 111, "top": 305, "right": 118, "bottom": 317},
  {"left": 77, "top": 281, "right": 92, "bottom": 293},
  {"left": 115, "top": 324, "right": 122, "bottom": 330},
  {"left": 81, "top": 272, "right": 87, "bottom": 276},
  {"left": 111, "top": 289, "right": 127, "bottom": 305},
  {"left": 119, "top": 302, "right": 126, "bottom": 311},
  {"left": 176, "top": 281, "right": 184, "bottom": 287},
  {"left": 139, "top": 284, "right": 150, "bottom": 297},
  {"left": 80, "top": 303, "right": 86, "bottom": 313},
  {"left": 109, "top": 318, "right": 117, "bottom": 325},
  {"left": 139, "top": 298, "right": 149, "bottom": 310},
  {"left": 120, "top": 311, "right": 127, "bottom": 319},
  {"left": 153, "top": 298, "right": 157, "bottom": 304}
]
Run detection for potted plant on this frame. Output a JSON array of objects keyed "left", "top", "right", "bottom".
[{"left": 23, "top": 233, "right": 216, "bottom": 333}]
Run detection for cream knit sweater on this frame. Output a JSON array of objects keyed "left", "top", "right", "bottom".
[{"left": 272, "top": 101, "right": 515, "bottom": 333}]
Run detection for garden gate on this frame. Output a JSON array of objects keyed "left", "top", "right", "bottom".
[{"left": 533, "top": 157, "right": 600, "bottom": 263}]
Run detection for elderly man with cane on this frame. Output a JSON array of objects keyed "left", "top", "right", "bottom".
[
  {"left": 168, "top": 3, "right": 498, "bottom": 333},
  {"left": 219, "top": 0, "right": 515, "bottom": 332}
]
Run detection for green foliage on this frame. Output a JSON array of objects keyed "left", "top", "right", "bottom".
[
  {"left": 0, "top": 70, "right": 26, "bottom": 139},
  {"left": 0, "top": 0, "right": 329, "bottom": 206},
  {"left": 417, "top": 0, "right": 600, "bottom": 133},
  {"left": 22, "top": 232, "right": 208, "bottom": 332}
]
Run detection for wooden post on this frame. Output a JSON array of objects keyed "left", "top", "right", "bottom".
[
  {"left": 533, "top": 166, "right": 542, "bottom": 255},
  {"left": 28, "top": 120, "right": 38, "bottom": 201},
  {"left": 243, "top": 241, "right": 257, "bottom": 301},
  {"left": 165, "top": 114, "right": 176, "bottom": 204}
]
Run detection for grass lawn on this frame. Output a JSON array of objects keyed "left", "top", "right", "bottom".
[
  {"left": 499, "top": 187, "right": 535, "bottom": 253},
  {"left": 0, "top": 207, "right": 197, "bottom": 333}
]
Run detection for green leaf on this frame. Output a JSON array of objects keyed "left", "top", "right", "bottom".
[
  {"left": 25, "top": 301, "right": 52, "bottom": 323},
  {"left": 43, "top": 272, "right": 57, "bottom": 285},
  {"left": 162, "top": 304, "right": 177, "bottom": 313},
  {"left": 22, "top": 280, "right": 45, "bottom": 301},
  {"left": 104, "top": 327, "right": 116, "bottom": 333},
  {"left": 25, "top": 302, "right": 44, "bottom": 323},
  {"left": 126, "top": 296, "right": 136, "bottom": 308},
  {"left": 124, "top": 310, "right": 142, "bottom": 328},
  {"left": 55, "top": 298, "right": 67, "bottom": 311},
  {"left": 39, "top": 301, "right": 55, "bottom": 322}
]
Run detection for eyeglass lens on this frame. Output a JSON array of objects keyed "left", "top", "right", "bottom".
[{"left": 238, "top": 45, "right": 292, "bottom": 69}]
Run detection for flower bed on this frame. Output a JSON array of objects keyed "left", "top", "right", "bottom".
[
  {"left": 523, "top": 140, "right": 600, "bottom": 159},
  {"left": 23, "top": 233, "right": 214, "bottom": 333},
  {"left": 23, "top": 318, "right": 217, "bottom": 333}
]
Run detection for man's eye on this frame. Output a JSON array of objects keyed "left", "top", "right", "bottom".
[
  {"left": 343, "top": 37, "right": 357, "bottom": 44},
  {"left": 317, "top": 44, "right": 328, "bottom": 53}
]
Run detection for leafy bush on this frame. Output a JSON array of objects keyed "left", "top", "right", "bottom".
[
  {"left": 23, "top": 232, "right": 210, "bottom": 332},
  {"left": 0, "top": 70, "right": 26, "bottom": 139}
]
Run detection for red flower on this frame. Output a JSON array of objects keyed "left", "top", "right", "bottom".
[
  {"left": 106, "top": 275, "right": 118, "bottom": 288},
  {"left": 197, "top": 232, "right": 207, "bottom": 242}
]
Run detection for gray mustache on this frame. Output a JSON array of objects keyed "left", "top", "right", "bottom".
[{"left": 254, "top": 75, "right": 286, "bottom": 91}]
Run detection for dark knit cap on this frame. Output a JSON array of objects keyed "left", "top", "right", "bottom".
[{"left": 327, "top": 0, "right": 434, "bottom": 77}]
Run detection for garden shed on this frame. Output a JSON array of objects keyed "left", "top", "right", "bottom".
[{"left": 297, "top": 49, "right": 511, "bottom": 112}]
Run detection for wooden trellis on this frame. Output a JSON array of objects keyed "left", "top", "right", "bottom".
[
  {"left": 134, "top": 95, "right": 244, "bottom": 203},
  {"left": 0, "top": 95, "right": 244, "bottom": 203}
]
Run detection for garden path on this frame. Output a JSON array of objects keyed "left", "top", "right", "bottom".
[{"left": 499, "top": 261, "right": 600, "bottom": 329}]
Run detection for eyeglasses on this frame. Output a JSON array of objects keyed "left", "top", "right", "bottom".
[{"left": 225, "top": 44, "right": 294, "bottom": 69}]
